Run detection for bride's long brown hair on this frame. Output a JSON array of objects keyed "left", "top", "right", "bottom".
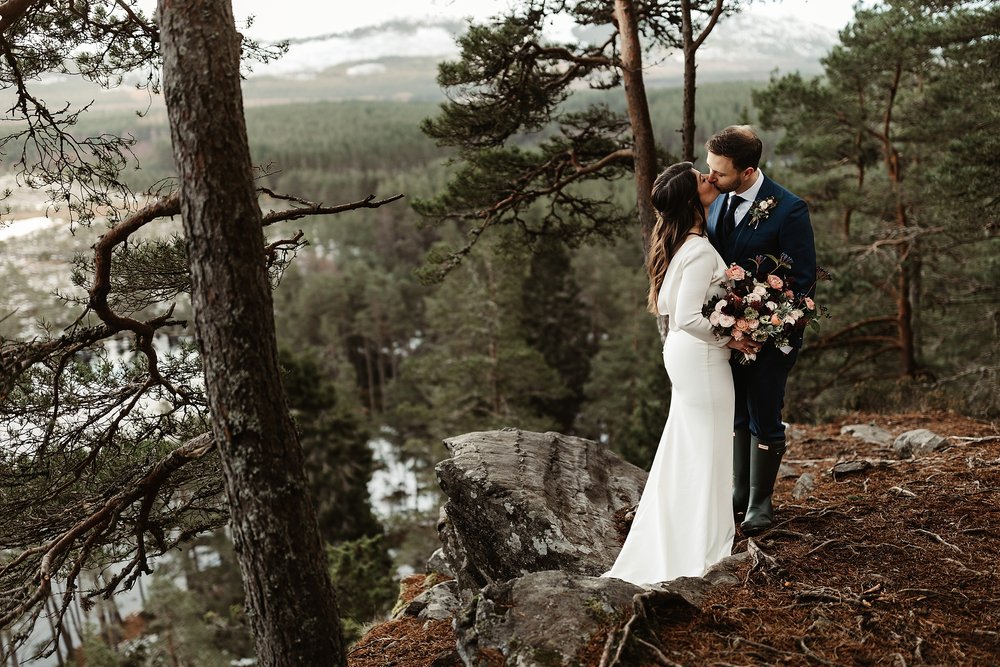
[{"left": 646, "top": 162, "right": 706, "bottom": 314}]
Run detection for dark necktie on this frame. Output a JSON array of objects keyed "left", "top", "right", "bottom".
[{"left": 720, "top": 194, "right": 743, "bottom": 244}]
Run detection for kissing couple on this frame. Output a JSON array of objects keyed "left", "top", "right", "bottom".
[{"left": 605, "top": 125, "right": 817, "bottom": 585}]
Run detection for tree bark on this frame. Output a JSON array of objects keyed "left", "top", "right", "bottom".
[
  {"left": 680, "top": 0, "right": 724, "bottom": 162},
  {"left": 613, "top": 0, "right": 658, "bottom": 256},
  {"left": 881, "top": 63, "right": 917, "bottom": 377},
  {"left": 681, "top": 4, "right": 698, "bottom": 163},
  {"left": 158, "top": 1, "right": 346, "bottom": 665}
]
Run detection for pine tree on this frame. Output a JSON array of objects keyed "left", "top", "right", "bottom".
[
  {"left": 0, "top": 1, "right": 402, "bottom": 660},
  {"left": 519, "top": 237, "right": 597, "bottom": 432},
  {"left": 415, "top": 0, "right": 741, "bottom": 280},
  {"left": 753, "top": 0, "right": 999, "bottom": 409}
]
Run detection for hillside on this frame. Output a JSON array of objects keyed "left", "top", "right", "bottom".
[
  {"left": 9, "top": 11, "right": 838, "bottom": 112},
  {"left": 348, "top": 410, "right": 1000, "bottom": 666}
]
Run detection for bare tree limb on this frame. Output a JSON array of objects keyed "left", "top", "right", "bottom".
[
  {"left": 0, "top": 433, "right": 216, "bottom": 630},
  {"left": 259, "top": 191, "right": 405, "bottom": 226}
]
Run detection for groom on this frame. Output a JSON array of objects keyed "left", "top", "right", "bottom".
[{"left": 704, "top": 125, "right": 816, "bottom": 536}]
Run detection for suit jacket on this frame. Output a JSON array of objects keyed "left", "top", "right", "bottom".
[
  {"left": 706, "top": 174, "right": 817, "bottom": 346},
  {"left": 706, "top": 173, "right": 816, "bottom": 298}
]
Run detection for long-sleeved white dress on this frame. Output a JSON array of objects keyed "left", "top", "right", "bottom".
[{"left": 604, "top": 235, "right": 735, "bottom": 585}]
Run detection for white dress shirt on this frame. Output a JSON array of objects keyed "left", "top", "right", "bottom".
[{"left": 729, "top": 169, "right": 766, "bottom": 227}]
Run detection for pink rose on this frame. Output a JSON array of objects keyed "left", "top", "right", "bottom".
[
  {"left": 747, "top": 318, "right": 760, "bottom": 330},
  {"left": 735, "top": 318, "right": 750, "bottom": 331},
  {"left": 767, "top": 275, "right": 784, "bottom": 289},
  {"left": 726, "top": 265, "right": 746, "bottom": 281},
  {"left": 732, "top": 329, "right": 744, "bottom": 340},
  {"left": 770, "top": 314, "right": 782, "bottom": 326},
  {"left": 805, "top": 297, "right": 815, "bottom": 309}
]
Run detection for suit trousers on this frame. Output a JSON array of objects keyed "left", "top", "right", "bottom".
[{"left": 731, "top": 345, "right": 799, "bottom": 443}]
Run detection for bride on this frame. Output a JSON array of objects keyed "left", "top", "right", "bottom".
[{"left": 604, "top": 162, "right": 759, "bottom": 585}]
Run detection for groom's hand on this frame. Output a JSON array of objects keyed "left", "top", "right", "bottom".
[{"left": 726, "top": 338, "right": 761, "bottom": 355}]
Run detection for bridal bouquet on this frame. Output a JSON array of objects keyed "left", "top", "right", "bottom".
[{"left": 703, "top": 254, "right": 826, "bottom": 363}]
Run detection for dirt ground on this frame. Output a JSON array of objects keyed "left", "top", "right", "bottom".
[{"left": 348, "top": 411, "right": 1000, "bottom": 667}]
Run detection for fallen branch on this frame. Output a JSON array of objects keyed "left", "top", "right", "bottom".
[
  {"left": 798, "top": 637, "right": 844, "bottom": 666},
  {"left": 730, "top": 635, "right": 796, "bottom": 658},
  {"left": 913, "top": 529, "right": 963, "bottom": 554},
  {"left": 634, "top": 637, "right": 683, "bottom": 667},
  {"left": 804, "top": 539, "right": 843, "bottom": 557},
  {"left": 759, "top": 529, "right": 812, "bottom": 540},
  {"left": 948, "top": 435, "right": 1000, "bottom": 444},
  {"left": 941, "top": 558, "right": 984, "bottom": 576}
]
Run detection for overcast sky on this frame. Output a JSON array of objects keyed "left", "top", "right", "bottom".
[{"left": 209, "top": 0, "right": 861, "bottom": 41}]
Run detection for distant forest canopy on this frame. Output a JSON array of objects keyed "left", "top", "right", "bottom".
[{"left": 4, "top": 76, "right": 997, "bottom": 480}]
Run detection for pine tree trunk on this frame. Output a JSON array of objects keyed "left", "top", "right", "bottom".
[
  {"left": 896, "top": 192, "right": 917, "bottom": 377},
  {"left": 882, "top": 62, "right": 917, "bottom": 378},
  {"left": 614, "top": 0, "right": 658, "bottom": 256},
  {"left": 680, "top": 0, "right": 697, "bottom": 162},
  {"left": 158, "top": 1, "right": 346, "bottom": 664},
  {"left": 680, "top": 0, "right": 724, "bottom": 163}
]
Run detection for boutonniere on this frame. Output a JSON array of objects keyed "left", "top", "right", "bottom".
[{"left": 748, "top": 196, "right": 779, "bottom": 229}]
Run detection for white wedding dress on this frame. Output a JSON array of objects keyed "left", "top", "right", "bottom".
[{"left": 604, "top": 235, "right": 735, "bottom": 585}]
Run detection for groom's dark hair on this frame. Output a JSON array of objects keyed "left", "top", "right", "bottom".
[{"left": 706, "top": 125, "right": 762, "bottom": 172}]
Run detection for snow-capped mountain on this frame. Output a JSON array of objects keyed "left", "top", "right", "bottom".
[{"left": 248, "top": 13, "right": 839, "bottom": 84}]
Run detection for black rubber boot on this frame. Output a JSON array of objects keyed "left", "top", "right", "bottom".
[
  {"left": 732, "top": 428, "right": 752, "bottom": 525},
  {"left": 740, "top": 439, "right": 786, "bottom": 536}
]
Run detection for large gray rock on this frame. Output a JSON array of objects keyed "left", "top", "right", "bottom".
[
  {"left": 435, "top": 429, "right": 646, "bottom": 597},
  {"left": 841, "top": 423, "right": 894, "bottom": 446},
  {"left": 455, "top": 571, "right": 644, "bottom": 667},
  {"left": 893, "top": 429, "right": 947, "bottom": 459},
  {"left": 456, "top": 556, "right": 749, "bottom": 666},
  {"left": 792, "top": 472, "right": 816, "bottom": 500}
]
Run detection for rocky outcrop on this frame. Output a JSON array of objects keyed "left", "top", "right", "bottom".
[
  {"left": 455, "top": 556, "right": 748, "bottom": 666},
  {"left": 428, "top": 428, "right": 761, "bottom": 665},
  {"left": 455, "top": 570, "right": 643, "bottom": 666},
  {"left": 435, "top": 429, "right": 647, "bottom": 597},
  {"left": 395, "top": 580, "right": 461, "bottom": 622}
]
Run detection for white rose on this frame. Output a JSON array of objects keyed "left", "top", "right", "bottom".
[
  {"left": 746, "top": 292, "right": 762, "bottom": 303},
  {"left": 709, "top": 311, "right": 721, "bottom": 326},
  {"left": 765, "top": 301, "right": 778, "bottom": 311},
  {"left": 754, "top": 285, "right": 768, "bottom": 296},
  {"left": 718, "top": 314, "right": 736, "bottom": 328},
  {"left": 715, "top": 299, "right": 727, "bottom": 312}
]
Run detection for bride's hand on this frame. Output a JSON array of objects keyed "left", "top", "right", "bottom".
[{"left": 726, "top": 338, "right": 760, "bottom": 355}]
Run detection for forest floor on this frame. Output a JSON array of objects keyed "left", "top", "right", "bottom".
[{"left": 348, "top": 410, "right": 1000, "bottom": 667}]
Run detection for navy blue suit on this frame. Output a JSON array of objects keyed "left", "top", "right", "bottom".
[{"left": 707, "top": 174, "right": 816, "bottom": 443}]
